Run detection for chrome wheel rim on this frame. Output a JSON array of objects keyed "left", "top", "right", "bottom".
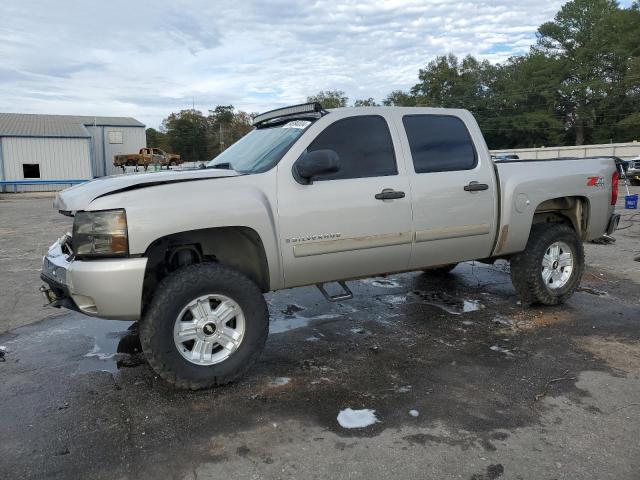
[
  {"left": 541, "top": 241, "right": 573, "bottom": 290},
  {"left": 173, "top": 294, "right": 245, "bottom": 366}
]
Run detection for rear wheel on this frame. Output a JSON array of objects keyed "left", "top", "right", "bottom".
[
  {"left": 510, "top": 223, "right": 584, "bottom": 305},
  {"left": 140, "top": 263, "right": 269, "bottom": 389},
  {"left": 423, "top": 263, "right": 458, "bottom": 275}
]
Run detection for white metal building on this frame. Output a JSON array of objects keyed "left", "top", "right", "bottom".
[{"left": 0, "top": 113, "right": 145, "bottom": 191}]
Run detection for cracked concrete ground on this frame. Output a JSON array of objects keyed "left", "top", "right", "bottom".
[{"left": 0, "top": 190, "right": 639, "bottom": 480}]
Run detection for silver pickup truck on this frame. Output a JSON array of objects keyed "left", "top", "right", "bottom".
[{"left": 41, "top": 103, "right": 621, "bottom": 389}]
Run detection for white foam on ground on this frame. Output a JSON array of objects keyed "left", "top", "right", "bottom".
[
  {"left": 363, "top": 278, "right": 401, "bottom": 288},
  {"left": 270, "top": 314, "right": 341, "bottom": 334},
  {"left": 269, "top": 377, "right": 290, "bottom": 386},
  {"left": 396, "top": 385, "right": 412, "bottom": 393},
  {"left": 462, "top": 300, "right": 482, "bottom": 313},
  {"left": 337, "top": 408, "right": 379, "bottom": 428},
  {"left": 490, "top": 345, "right": 513, "bottom": 356},
  {"left": 380, "top": 294, "right": 408, "bottom": 305},
  {"left": 84, "top": 343, "right": 116, "bottom": 360}
]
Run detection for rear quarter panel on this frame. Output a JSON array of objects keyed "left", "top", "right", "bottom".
[{"left": 494, "top": 157, "right": 615, "bottom": 255}]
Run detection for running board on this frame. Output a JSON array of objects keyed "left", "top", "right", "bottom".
[{"left": 316, "top": 281, "right": 353, "bottom": 302}]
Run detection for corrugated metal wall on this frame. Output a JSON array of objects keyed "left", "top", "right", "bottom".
[
  {"left": 491, "top": 141, "right": 640, "bottom": 160},
  {"left": 86, "top": 126, "right": 146, "bottom": 177},
  {"left": 1, "top": 137, "right": 92, "bottom": 192}
]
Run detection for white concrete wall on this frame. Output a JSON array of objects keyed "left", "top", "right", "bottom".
[
  {"left": 491, "top": 141, "right": 640, "bottom": 160},
  {"left": 1, "top": 136, "right": 92, "bottom": 192}
]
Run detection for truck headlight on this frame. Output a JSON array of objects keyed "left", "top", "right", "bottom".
[{"left": 72, "top": 209, "right": 129, "bottom": 258}]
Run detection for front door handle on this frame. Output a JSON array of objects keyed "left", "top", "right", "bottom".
[
  {"left": 464, "top": 181, "right": 489, "bottom": 192},
  {"left": 375, "top": 189, "right": 405, "bottom": 200}
]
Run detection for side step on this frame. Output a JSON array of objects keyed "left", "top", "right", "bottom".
[{"left": 316, "top": 281, "right": 353, "bottom": 302}]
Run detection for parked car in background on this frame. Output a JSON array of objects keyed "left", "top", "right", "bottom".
[
  {"left": 114, "top": 148, "right": 181, "bottom": 171},
  {"left": 42, "top": 103, "right": 620, "bottom": 389},
  {"left": 625, "top": 156, "right": 640, "bottom": 185}
]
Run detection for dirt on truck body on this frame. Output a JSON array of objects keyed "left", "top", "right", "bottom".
[{"left": 113, "top": 147, "right": 181, "bottom": 171}]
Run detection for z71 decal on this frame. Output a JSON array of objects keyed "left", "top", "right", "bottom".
[{"left": 587, "top": 176, "right": 605, "bottom": 187}]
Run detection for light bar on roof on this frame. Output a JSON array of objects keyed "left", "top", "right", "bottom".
[{"left": 253, "top": 102, "right": 322, "bottom": 126}]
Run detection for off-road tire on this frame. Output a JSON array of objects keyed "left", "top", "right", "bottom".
[
  {"left": 423, "top": 263, "right": 458, "bottom": 275},
  {"left": 139, "top": 263, "right": 269, "bottom": 389},
  {"left": 510, "top": 223, "right": 584, "bottom": 305}
]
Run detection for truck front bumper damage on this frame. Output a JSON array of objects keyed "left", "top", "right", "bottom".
[{"left": 40, "top": 236, "right": 147, "bottom": 320}]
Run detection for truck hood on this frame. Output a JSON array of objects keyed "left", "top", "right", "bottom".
[{"left": 54, "top": 169, "right": 240, "bottom": 212}]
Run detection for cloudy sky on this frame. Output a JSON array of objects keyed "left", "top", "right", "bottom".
[{"left": 0, "top": 0, "right": 632, "bottom": 128}]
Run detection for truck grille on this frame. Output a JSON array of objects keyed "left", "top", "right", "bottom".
[{"left": 633, "top": 160, "right": 640, "bottom": 169}]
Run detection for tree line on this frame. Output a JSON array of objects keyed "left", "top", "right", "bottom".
[
  {"left": 148, "top": 0, "right": 640, "bottom": 158},
  {"left": 146, "top": 106, "right": 253, "bottom": 162}
]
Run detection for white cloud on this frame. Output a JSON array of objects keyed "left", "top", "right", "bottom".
[{"left": 0, "top": 0, "right": 566, "bottom": 128}]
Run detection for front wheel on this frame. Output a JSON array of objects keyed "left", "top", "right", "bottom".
[
  {"left": 140, "top": 263, "right": 269, "bottom": 389},
  {"left": 510, "top": 223, "right": 584, "bottom": 305}
]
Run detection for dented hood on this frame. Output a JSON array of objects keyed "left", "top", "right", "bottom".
[{"left": 54, "top": 169, "right": 240, "bottom": 212}]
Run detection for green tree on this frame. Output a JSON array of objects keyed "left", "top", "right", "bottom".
[
  {"left": 482, "top": 53, "right": 568, "bottom": 148},
  {"left": 536, "top": 0, "right": 639, "bottom": 144},
  {"left": 158, "top": 106, "right": 254, "bottom": 162},
  {"left": 410, "top": 55, "right": 497, "bottom": 110},
  {"left": 379, "top": 1, "right": 640, "bottom": 148},
  {"left": 207, "top": 106, "right": 253, "bottom": 157},
  {"left": 382, "top": 90, "right": 417, "bottom": 106},
  {"left": 353, "top": 97, "right": 379, "bottom": 107},
  {"left": 307, "top": 90, "right": 348, "bottom": 108},
  {"left": 145, "top": 127, "right": 169, "bottom": 151},
  {"left": 160, "top": 109, "right": 210, "bottom": 162}
]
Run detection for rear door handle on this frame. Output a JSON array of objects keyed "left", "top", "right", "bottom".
[
  {"left": 375, "top": 189, "right": 405, "bottom": 200},
  {"left": 464, "top": 182, "right": 489, "bottom": 192}
]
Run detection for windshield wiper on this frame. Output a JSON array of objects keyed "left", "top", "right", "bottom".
[{"left": 208, "top": 162, "right": 232, "bottom": 170}]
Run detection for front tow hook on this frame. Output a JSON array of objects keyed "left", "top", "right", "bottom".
[{"left": 40, "top": 285, "right": 59, "bottom": 306}]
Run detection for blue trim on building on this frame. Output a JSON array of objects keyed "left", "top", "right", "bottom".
[
  {"left": 0, "top": 180, "right": 88, "bottom": 185},
  {"left": 0, "top": 179, "right": 88, "bottom": 193}
]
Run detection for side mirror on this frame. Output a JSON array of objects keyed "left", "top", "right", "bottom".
[{"left": 293, "top": 149, "right": 340, "bottom": 185}]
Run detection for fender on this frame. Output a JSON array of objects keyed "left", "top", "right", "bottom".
[{"left": 87, "top": 171, "right": 284, "bottom": 290}]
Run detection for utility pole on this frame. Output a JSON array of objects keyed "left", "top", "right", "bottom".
[{"left": 219, "top": 122, "right": 224, "bottom": 153}]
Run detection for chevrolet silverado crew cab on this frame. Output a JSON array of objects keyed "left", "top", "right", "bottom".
[{"left": 41, "top": 103, "right": 621, "bottom": 389}]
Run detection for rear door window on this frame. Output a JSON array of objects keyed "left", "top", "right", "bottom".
[
  {"left": 403, "top": 115, "right": 476, "bottom": 173},
  {"left": 307, "top": 115, "right": 397, "bottom": 181}
]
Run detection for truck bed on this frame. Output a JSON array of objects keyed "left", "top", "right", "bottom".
[{"left": 494, "top": 156, "right": 616, "bottom": 255}]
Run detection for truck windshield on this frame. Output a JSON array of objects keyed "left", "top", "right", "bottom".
[{"left": 206, "top": 120, "right": 311, "bottom": 173}]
